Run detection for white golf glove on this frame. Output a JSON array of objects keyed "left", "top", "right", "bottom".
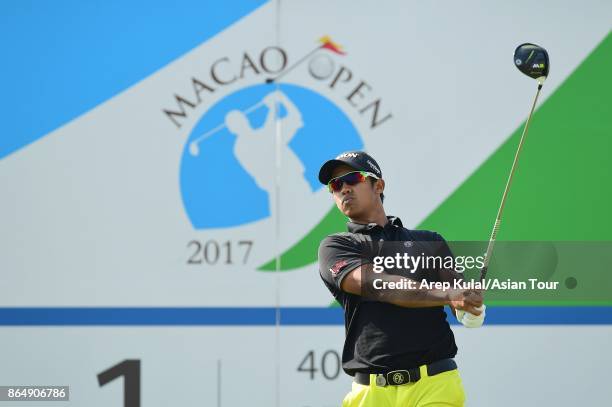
[{"left": 456, "top": 305, "right": 486, "bottom": 328}]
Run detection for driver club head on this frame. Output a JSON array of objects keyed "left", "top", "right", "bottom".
[{"left": 514, "top": 43, "right": 549, "bottom": 83}]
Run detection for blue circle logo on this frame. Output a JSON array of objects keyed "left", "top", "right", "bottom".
[{"left": 180, "top": 83, "right": 363, "bottom": 229}]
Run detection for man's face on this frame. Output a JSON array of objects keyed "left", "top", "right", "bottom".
[{"left": 329, "top": 164, "right": 383, "bottom": 219}]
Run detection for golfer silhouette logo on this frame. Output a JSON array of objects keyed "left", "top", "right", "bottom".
[
  {"left": 180, "top": 83, "right": 364, "bottom": 230},
  {"left": 227, "top": 90, "right": 310, "bottom": 217}
]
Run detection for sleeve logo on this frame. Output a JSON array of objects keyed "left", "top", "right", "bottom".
[{"left": 330, "top": 259, "right": 349, "bottom": 276}]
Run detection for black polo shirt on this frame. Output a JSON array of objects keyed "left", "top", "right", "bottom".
[{"left": 318, "top": 216, "right": 458, "bottom": 376}]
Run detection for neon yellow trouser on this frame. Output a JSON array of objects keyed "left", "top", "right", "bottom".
[{"left": 342, "top": 366, "right": 465, "bottom": 407}]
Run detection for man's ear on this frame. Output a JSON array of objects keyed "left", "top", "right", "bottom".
[{"left": 375, "top": 179, "right": 385, "bottom": 195}]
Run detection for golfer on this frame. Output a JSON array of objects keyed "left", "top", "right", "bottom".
[{"left": 317, "top": 151, "right": 485, "bottom": 406}]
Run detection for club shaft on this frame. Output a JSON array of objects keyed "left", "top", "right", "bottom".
[
  {"left": 269, "top": 46, "right": 320, "bottom": 82},
  {"left": 190, "top": 100, "right": 266, "bottom": 150},
  {"left": 480, "top": 83, "right": 543, "bottom": 281}
]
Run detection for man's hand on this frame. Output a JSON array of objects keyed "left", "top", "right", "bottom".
[
  {"left": 456, "top": 304, "right": 487, "bottom": 328},
  {"left": 263, "top": 90, "right": 288, "bottom": 107},
  {"left": 449, "top": 289, "right": 484, "bottom": 315},
  {"left": 450, "top": 289, "right": 486, "bottom": 328},
  {"left": 262, "top": 93, "right": 276, "bottom": 108}
]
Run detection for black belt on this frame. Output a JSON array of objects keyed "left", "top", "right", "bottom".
[{"left": 354, "top": 358, "right": 457, "bottom": 387}]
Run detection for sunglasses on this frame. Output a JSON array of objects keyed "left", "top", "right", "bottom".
[{"left": 327, "top": 171, "right": 379, "bottom": 193}]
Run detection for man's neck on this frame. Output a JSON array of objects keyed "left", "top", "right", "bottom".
[{"left": 349, "top": 206, "right": 388, "bottom": 227}]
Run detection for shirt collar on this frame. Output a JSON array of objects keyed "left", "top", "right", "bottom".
[{"left": 347, "top": 216, "right": 403, "bottom": 234}]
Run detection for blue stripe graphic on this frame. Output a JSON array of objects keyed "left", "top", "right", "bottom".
[
  {"left": 0, "top": 0, "right": 269, "bottom": 159},
  {"left": 1, "top": 307, "right": 611, "bottom": 326}
]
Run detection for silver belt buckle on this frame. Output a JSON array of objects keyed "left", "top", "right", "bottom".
[{"left": 375, "top": 374, "right": 387, "bottom": 387}]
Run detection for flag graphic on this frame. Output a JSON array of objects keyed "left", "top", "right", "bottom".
[{"left": 319, "top": 35, "right": 346, "bottom": 55}]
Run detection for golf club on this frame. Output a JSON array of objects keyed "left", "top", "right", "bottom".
[
  {"left": 189, "top": 100, "right": 266, "bottom": 156},
  {"left": 480, "top": 43, "right": 550, "bottom": 281}
]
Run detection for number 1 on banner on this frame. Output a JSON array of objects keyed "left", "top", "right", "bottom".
[{"left": 98, "top": 360, "right": 141, "bottom": 407}]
